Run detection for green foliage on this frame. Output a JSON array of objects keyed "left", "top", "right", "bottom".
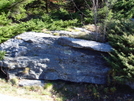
[
  {"left": 0, "top": 0, "right": 34, "bottom": 21},
  {"left": 0, "top": 0, "right": 15, "bottom": 11},
  {"left": 106, "top": 20, "right": 134, "bottom": 84},
  {"left": 51, "top": 8, "right": 70, "bottom": 20},
  {"left": 0, "top": 51, "right": 5, "bottom": 60},
  {"left": 112, "top": 0, "right": 134, "bottom": 19},
  {"left": 83, "top": 9, "right": 93, "bottom": 24},
  {"left": 0, "top": 12, "right": 12, "bottom": 26},
  {"left": 44, "top": 83, "right": 53, "bottom": 90},
  {"left": 0, "top": 14, "right": 79, "bottom": 43},
  {"left": 46, "top": 19, "right": 79, "bottom": 30}
]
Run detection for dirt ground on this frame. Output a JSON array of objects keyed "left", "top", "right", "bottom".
[{"left": 0, "top": 75, "right": 134, "bottom": 101}]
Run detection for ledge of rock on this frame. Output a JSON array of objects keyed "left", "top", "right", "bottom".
[
  {"left": 58, "top": 37, "right": 112, "bottom": 52},
  {"left": 0, "top": 32, "right": 111, "bottom": 84}
]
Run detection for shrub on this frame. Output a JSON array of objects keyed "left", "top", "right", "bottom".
[
  {"left": 106, "top": 19, "right": 134, "bottom": 84},
  {"left": 50, "top": 8, "right": 71, "bottom": 20},
  {"left": 0, "top": 12, "right": 12, "bottom": 26},
  {"left": 112, "top": 0, "right": 134, "bottom": 19}
]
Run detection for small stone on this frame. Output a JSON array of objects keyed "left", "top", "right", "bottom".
[{"left": 19, "top": 79, "right": 45, "bottom": 87}]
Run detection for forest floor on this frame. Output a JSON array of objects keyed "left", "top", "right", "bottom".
[{"left": 0, "top": 78, "right": 134, "bottom": 101}]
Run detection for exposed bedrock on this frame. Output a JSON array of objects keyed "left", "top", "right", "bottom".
[{"left": 0, "top": 32, "right": 112, "bottom": 84}]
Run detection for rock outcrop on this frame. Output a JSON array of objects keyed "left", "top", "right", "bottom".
[{"left": 0, "top": 32, "right": 112, "bottom": 84}]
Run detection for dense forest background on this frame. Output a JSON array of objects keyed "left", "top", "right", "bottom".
[{"left": 0, "top": 0, "right": 134, "bottom": 85}]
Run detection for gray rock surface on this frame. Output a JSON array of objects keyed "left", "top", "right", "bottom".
[
  {"left": 126, "top": 82, "right": 134, "bottom": 90},
  {"left": 19, "top": 79, "right": 45, "bottom": 87},
  {"left": 58, "top": 37, "right": 112, "bottom": 52},
  {"left": 131, "top": 18, "right": 134, "bottom": 21},
  {"left": 0, "top": 32, "right": 111, "bottom": 84}
]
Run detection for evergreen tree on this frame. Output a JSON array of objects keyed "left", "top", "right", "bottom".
[
  {"left": 106, "top": 20, "right": 134, "bottom": 84},
  {"left": 112, "top": 0, "right": 134, "bottom": 19},
  {"left": 0, "top": 0, "right": 35, "bottom": 22}
]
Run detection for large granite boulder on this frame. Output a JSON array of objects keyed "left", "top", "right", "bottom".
[{"left": 0, "top": 32, "right": 112, "bottom": 84}]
